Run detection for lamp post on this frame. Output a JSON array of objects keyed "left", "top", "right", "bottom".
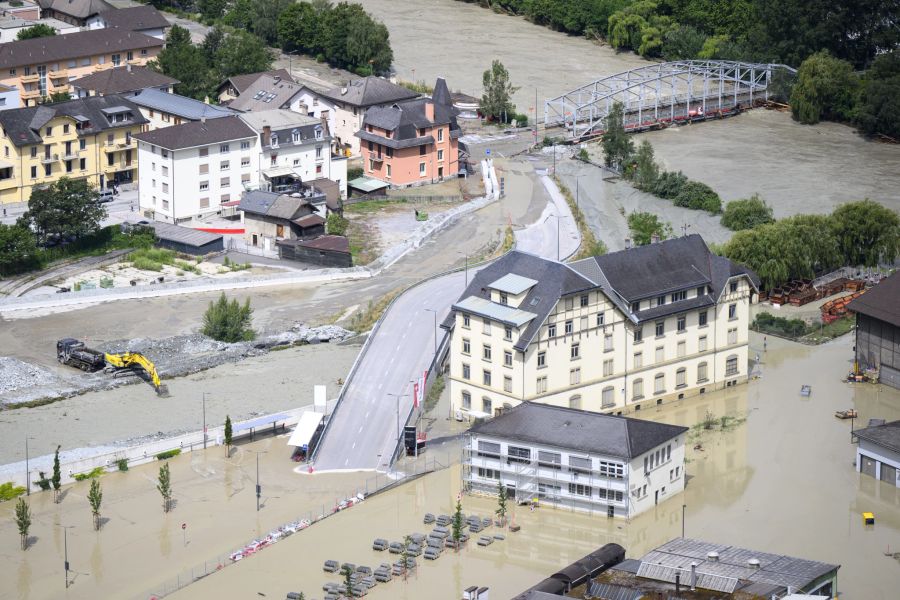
[
  {"left": 682, "top": 504, "right": 686, "bottom": 538},
  {"left": 546, "top": 214, "right": 569, "bottom": 262},
  {"left": 25, "top": 435, "right": 34, "bottom": 496},
  {"left": 202, "top": 393, "right": 207, "bottom": 450},
  {"left": 287, "top": 51, "right": 298, "bottom": 75},
  {"left": 387, "top": 393, "right": 409, "bottom": 457},
  {"left": 247, "top": 450, "right": 267, "bottom": 512},
  {"left": 424, "top": 308, "right": 438, "bottom": 356},
  {"left": 57, "top": 524, "right": 74, "bottom": 589},
  {"left": 457, "top": 251, "right": 468, "bottom": 286}
]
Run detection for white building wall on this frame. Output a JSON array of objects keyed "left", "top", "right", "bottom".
[
  {"left": 254, "top": 132, "right": 347, "bottom": 197},
  {"left": 857, "top": 439, "right": 900, "bottom": 486},
  {"left": 0, "top": 86, "right": 19, "bottom": 110}
]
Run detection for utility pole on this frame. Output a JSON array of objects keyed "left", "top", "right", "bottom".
[
  {"left": 25, "top": 436, "right": 32, "bottom": 496},
  {"left": 387, "top": 393, "right": 408, "bottom": 458},
  {"left": 682, "top": 504, "right": 686, "bottom": 538},
  {"left": 256, "top": 452, "right": 260, "bottom": 512},
  {"left": 202, "top": 393, "right": 207, "bottom": 450},
  {"left": 58, "top": 524, "right": 74, "bottom": 589}
]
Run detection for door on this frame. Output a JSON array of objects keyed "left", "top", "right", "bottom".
[
  {"left": 252, "top": 234, "right": 258, "bottom": 247},
  {"left": 654, "top": 490, "right": 659, "bottom": 505},
  {"left": 880, "top": 463, "right": 897, "bottom": 486},
  {"left": 438, "top": 166, "right": 444, "bottom": 178},
  {"left": 861, "top": 455, "right": 877, "bottom": 478},
  {"left": 607, "top": 506, "right": 614, "bottom": 518}
]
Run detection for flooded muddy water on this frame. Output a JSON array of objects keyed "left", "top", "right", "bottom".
[{"left": 172, "top": 333, "right": 900, "bottom": 600}]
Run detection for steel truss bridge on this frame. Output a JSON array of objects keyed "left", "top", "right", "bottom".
[{"left": 544, "top": 60, "right": 797, "bottom": 139}]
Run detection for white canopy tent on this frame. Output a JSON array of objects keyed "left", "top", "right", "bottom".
[{"left": 287, "top": 411, "right": 325, "bottom": 449}]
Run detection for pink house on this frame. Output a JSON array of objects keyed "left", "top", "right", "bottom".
[{"left": 355, "top": 78, "right": 460, "bottom": 187}]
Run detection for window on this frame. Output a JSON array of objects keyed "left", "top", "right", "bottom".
[
  {"left": 499, "top": 291, "right": 508, "bottom": 305},
  {"left": 655, "top": 321, "right": 665, "bottom": 337},
  {"left": 45, "top": 127, "right": 52, "bottom": 136},
  {"left": 603, "top": 358, "right": 614, "bottom": 376},
  {"left": 580, "top": 294, "right": 589, "bottom": 307},
  {"left": 162, "top": 199, "right": 169, "bottom": 210},
  {"left": 569, "top": 455, "right": 591, "bottom": 474},
  {"left": 199, "top": 181, "right": 209, "bottom": 191},
  {"left": 570, "top": 343, "right": 580, "bottom": 360},
  {"left": 476, "top": 440, "right": 499, "bottom": 458},
  {"left": 631, "top": 301, "right": 640, "bottom": 313},
  {"left": 482, "top": 318, "right": 491, "bottom": 335},
  {"left": 568, "top": 483, "right": 591, "bottom": 497},
  {"left": 270, "top": 134, "right": 278, "bottom": 147},
  {"left": 292, "top": 131, "right": 300, "bottom": 143},
  {"left": 199, "top": 164, "right": 209, "bottom": 174},
  {"left": 537, "top": 351, "right": 546, "bottom": 368},
  {"left": 569, "top": 367, "right": 581, "bottom": 385},
  {"left": 241, "top": 173, "right": 251, "bottom": 183},
  {"left": 241, "top": 157, "right": 250, "bottom": 167},
  {"left": 654, "top": 373, "right": 665, "bottom": 394},
  {"left": 462, "top": 391, "right": 471, "bottom": 409},
  {"left": 676, "top": 368, "right": 687, "bottom": 388},
  {"left": 599, "top": 461, "right": 624, "bottom": 479},
  {"left": 504, "top": 325, "right": 512, "bottom": 340},
  {"left": 30, "top": 147, "right": 36, "bottom": 158},
  {"left": 151, "top": 178, "right": 156, "bottom": 188},
  {"left": 220, "top": 177, "right": 229, "bottom": 187},
  {"left": 241, "top": 141, "right": 251, "bottom": 150},
  {"left": 634, "top": 351, "right": 643, "bottom": 368},
  {"left": 697, "top": 362, "right": 708, "bottom": 382},
  {"left": 598, "top": 489, "right": 624, "bottom": 502},
  {"left": 536, "top": 376, "right": 548, "bottom": 393},
  {"left": 111, "top": 53, "right": 121, "bottom": 66},
  {"left": 437, "top": 149, "right": 444, "bottom": 161},
  {"left": 127, "top": 51, "right": 134, "bottom": 61},
  {"left": 462, "top": 314, "right": 470, "bottom": 328},
  {"left": 503, "top": 351, "right": 512, "bottom": 367},
  {"left": 65, "top": 160, "right": 72, "bottom": 173},
  {"left": 569, "top": 395, "right": 582, "bottom": 409},
  {"left": 79, "top": 158, "right": 86, "bottom": 170},
  {"left": 199, "top": 197, "right": 210, "bottom": 209},
  {"left": 565, "top": 320, "right": 573, "bottom": 334},
  {"left": 601, "top": 386, "right": 615, "bottom": 408},
  {"left": 482, "top": 370, "right": 491, "bottom": 386},
  {"left": 503, "top": 375, "right": 512, "bottom": 392},
  {"left": 482, "top": 344, "right": 492, "bottom": 361},
  {"left": 220, "top": 193, "right": 230, "bottom": 203},
  {"left": 8, "top": 69, "right": 14, "bottom": 75},
  {"left": 419, "top": 162, "right": 426, "bottom": 176},
  {"left": 462, "top": 364, "right": 470, "bottom": 380},
  {"left": 63, "top": 124, "right": 70, "bottom": 134},
  {"left": 657, "top": 295, "right": 666, "bottom": 306},
  {"left": 462, "top": 338, "right": 470, "bottom": 355},
  {"left": 634, "top": 327, "right": 643, "bottom": 342},
  {"left": 677, "top": 315, "right": 686, "bottom": 332},
  {"left": 604, "top": 333, "right": 613, "bottom": 352},
  {"left": 655, "top": 346, "right": 664, "bottom": 363},
  {"left": 316, "top": 145, "right": 323, "bottom": 158},
  {"left": 580, "top": 316, "right": 588, "bottom": 331},
  {"left": 597, "top": 312, "right": 605, "bottom": 326},
  {"left": 633, "top": 378, "right": 644, "bottom": 399},
  {"left": 728, "top": 327, "right": 737, "bottom": 345},
  {"left": 106, "top": 152, "right": 114, "bottom": 166},
  {"left": 725, "top": 355, "right": 738, "bottom": 376},
  {"left": 671, "top": 290, "right": 686, "bottom": 302},
  {"left": 728, "top": 303, "right": 737, "bottom": 320},
  {"left": 477, "top": 467, "right": 499, "bottom": 480},
  {"left": 220, "top": 160, "right": 229, "bottom": 171},
  {"left": 44, "top": 163, "right": 51, "bottom": 176},
  {"left": 162, "top": 182, "right": 169, "bottom": 193},
  {"left": 161, "top": 149, "right": 168, "bottom": 158},
  {"left": 437, "top": 127, "right": 444, "bottom": 142},
  {"left": 548, "top": 323, "right": 556, "bottom": 338},
  {"left": 699, "top": 310, "right": 708, "bottom": 327},
  {"left": 30, "top": 165, "right": 36, "bottom": 179},
  {"left": 699, "top": 335, "right": 708, "bottom": 352},
  {"left": 730, "top": 281, "right": 738, "bottom": 293},
  {"left": 508, "top": 446, "right": 530, "bottom": 463},
  {"left": 677, "top": 340, "right": 686, "bottom": 357},
  {"left": 483, "top": 397, "right": 492, "bottom": 414}
]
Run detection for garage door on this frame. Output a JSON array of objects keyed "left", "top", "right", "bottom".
[
  {"left": 861, "top": 455, "right": 877, "bottom": 478},
  {"left": 880, "top": 463, "right": 897, "bottom": 486}
]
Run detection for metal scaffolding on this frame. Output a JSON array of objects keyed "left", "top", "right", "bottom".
[{"left": 544, "top": 60, "right": 797, "bottom": 139}]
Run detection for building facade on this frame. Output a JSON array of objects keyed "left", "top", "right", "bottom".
[
  {"left": 443, "top": 236, "right": 759, "bottom": 419},
  {"left": 854, "top": 420, "right": 900, "bottom": 486},
  {"left": 134, "top": 116, "right": 259, "bottom": 223},
  {"left": 0, "top": 28, "right": 162, "bottom": 106},
  {"left": 355, "top": 78, "right": 460, "bottom": 187},
  {"left": 0, "top": 95, "right": 147, "bottom": 204},
  {"left": 0, "top": 83, "right": 19, "bottom": 111},
  {"left": 238, "top": 189, "right": 325, "bottom": 252},
  {"left": 0, "top": 17, "right": 78, "bottom": 43},
  {"left": 849, "top": 272, "right": 900, "bottom": 389},
  {"left": 464, "top": 403, "right": 688, "bottom": 518}
]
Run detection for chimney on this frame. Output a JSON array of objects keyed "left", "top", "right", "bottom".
[
  {"left": 675, "top": 573, "right": 681, "bottom": 594},
  {"left": 651, "top": 233, "right": 660, "bottom": 244},
  {"left": 262, "top": 125, "right": 271, "bottom": 146},
  {"left": 425, "top": 100, "right": 434, "bottom": 121},
  {"left": 200, "top": 116, "right": 206, "bottom": 124},
  {"left": 690, "top": 562, "right": 698, "bottom": 591}
]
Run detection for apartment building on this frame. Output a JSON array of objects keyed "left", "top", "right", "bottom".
[
  {"left": 216, "top": 69, "right": 292, "bottom": 103},
  {"left": 126, "top": 88, "right": 236, "bottom": 130},
  {"left": 443, "top": 236, "right": 759, "bottom": 418},
  {"left": 296, "top": 76, "right": 419, "bottom": 156},
  {"left": 37, "top": 0, "right": 112, "bottom": 26},
  {"left": 0, "top": 28, "right": 162, "bottom": 106},
  {"left": 86, "top": 5, "right": 170, "bottom": 39},
  {"left": 0, "top": 16, "right": 78, "bottom": 43},
  {"left": 134, "top": 116, "right": 258, "bottom": 223},
  {"left": 356, "top": 78, "right": 460, "bottom": 187},
  {"left": 0, "top": 95, "right": 147, "bottom": 204},
  {"left": 464, "top": 403, "right": 688, "bottom": 518},
  {"left": 0, "top": 0, "right": 40, "bottom": 20}
]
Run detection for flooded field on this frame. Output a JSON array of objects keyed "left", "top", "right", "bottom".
[{"left": 169, "top": 333, "right": 900, "bottom": 600}]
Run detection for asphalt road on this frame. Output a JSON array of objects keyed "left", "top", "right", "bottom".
[{"left": 313, "top": 172, "right": 580, "bottom": 472}]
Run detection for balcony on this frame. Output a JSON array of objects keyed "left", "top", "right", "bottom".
[
  {"left": 104, "top": 140, "right": 133, "bottom": 151},
  {"left": 61, "top": 150, "right": 79, "bottom": 160},
  {"left": 20, "top": 74, "right": 39, "bottom": 83},
  {"left": 21, "top": 89, "right": 40, "bottom": 100},
  {"left": 40, "top": 154, "right": 58, "bottom": 164},
  {"left": 103, "top": 161, "right": 133, "bottom": 173},
  {"left": 49, "top": 78, "right": 69, "bottom": 90},
  {"left": 49, "top": 69, "right": 68, "bottom": 80}
]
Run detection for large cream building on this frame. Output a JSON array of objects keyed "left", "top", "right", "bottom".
[{"left": 443, "top": 235, "right": 759, "bottom": 418}]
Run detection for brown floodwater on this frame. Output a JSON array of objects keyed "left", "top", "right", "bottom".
[{"left": 167, "top": 333, "right": 900, "bottom": 600}]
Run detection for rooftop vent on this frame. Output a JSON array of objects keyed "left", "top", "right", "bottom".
[
  {"left": 707, "top": 552, "right": 719, "bottom": 562},
  {"left": 748, "top": 558, "right": 760, "bottom": 569}
]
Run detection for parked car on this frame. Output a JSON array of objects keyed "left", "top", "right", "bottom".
[{"left": 98, "top": 189, "right": 116, "bottom": 203}]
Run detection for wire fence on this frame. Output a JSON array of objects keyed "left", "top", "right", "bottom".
[{"left": 136, "top": 454, "right": 450, "bottom": 600}]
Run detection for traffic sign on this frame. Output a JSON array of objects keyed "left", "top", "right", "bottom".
[
  {"left": 485, "top": 149, "right": 491, "bottom": 156},
  {"left": 181, "top": 523, "right": 186, "bottom": 530}
]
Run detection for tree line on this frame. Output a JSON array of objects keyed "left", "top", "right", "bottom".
[
  {"left": 148, "top": 0, "right": 392, "bottom": 77},
  {"left": 457, "top": 1, "right": 899, "bottom": 137}
]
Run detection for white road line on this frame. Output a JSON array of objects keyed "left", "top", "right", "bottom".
[
  {"left": 365, "top": 411, "right": 370, "bottom": 419},
  {"left": 358, "top": 426, "right": 363, "bottom": 434},
  {"left": 352, "top": 442, "right": 356, "bottom": 449}
]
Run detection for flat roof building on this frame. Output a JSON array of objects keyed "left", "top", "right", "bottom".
[{"left": 853, "top": 419, "right": 900, "bottom": 487}]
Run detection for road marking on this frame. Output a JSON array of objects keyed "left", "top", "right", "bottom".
[
  {"left": 365, "top": 411, "right": 370, "bottom": 419},
  {"left": 358, "top": 426, "right": 363, "bottom": 434},
  {"left": 352, "top": 442, "right": 357, "bottom": 449},
  {"left": 396, "top": 343, "right": 401, "bottom": 351}
]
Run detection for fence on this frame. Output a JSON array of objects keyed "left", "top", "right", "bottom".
[{"left": 137, "top": 454, "right": 450, "bottom": 600}]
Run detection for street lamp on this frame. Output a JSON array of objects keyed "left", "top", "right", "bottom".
[
  {"left": 25, "top": 435, "right": 34, "bottom": 496},
  {"left": 424, "top": 308, "right": 438, "bottom": 356},
  {"left": 575, "top": 175, "right": 585, "bottom": 212},
  {"left": 546, "top": 214, "right": 570, "bottom": 262},
  {"left": 57, "top": 524, "right": 75, "bottom": 588},
  {"left": 247, "top": 450, "right": 268, "bottom": 512},
  {"left": 286, "top": 51, "right": 299, "bottom": 75},
  {"left": 682, "top": 503, "right": 687, "bottom": 538},
  {"left": 202, "top": 393, "right": 207, "bottom": 450},
  {"left": 387, "top": 393, "right": 409, "bottom": 456},
  {"left": 457, "top": 251, "right": 469, "bottom": 286}
]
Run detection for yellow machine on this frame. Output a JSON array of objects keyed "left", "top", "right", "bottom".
[{"left": 104, "top": 351, "right": 168, "bottom": 396}]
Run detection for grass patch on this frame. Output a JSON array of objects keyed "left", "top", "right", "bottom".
[
  {"left": 552, "top": 175, "right": 608, "bottom": 261},
  {"left": 346, "top": 219, "right": 378, "bottom": 265},
  {"left": 424, "top": 374, "right": 445, "bottom": 412},
  {"left": 129, "top": 247, "right": 177, "bottom": 272},
  {"left": 689, "top": 410, "right": 748, "bottom": 441},
  {"left": 349, "top": 288, "right": 402, "bottom": 333},
  {"left": 800, "top": 315, "right": 855, "bottom": 344},
  {"left": 222, "top": 256, "right": 250, "bottom": 271},
  {"left": 753, "top": 312, "right": 855, "bottom": 345},
  {"left": 73, "top": 466, "right": 105, "bottom": 481},
  {"left": 0, "top": 481, "right": 26, "bottom": 502},
  {"left": 174, "top": 259, "right": 201, "bottom": 275},
  {"left": 155, "top": 449, "right": 181, "bottom": 460},
  {"left": 345, "top": 199, "right": 404, "bottom": 214}
]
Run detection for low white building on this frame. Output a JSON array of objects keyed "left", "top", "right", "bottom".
[
  {"left": 239, "top": 109, "right": 347, "bottom": 198},
  {"left": 853, "top": 420, "right": 900, "bottom": 487},
  {"left": 134, "top": 116, "right": 258, "bottom": 223},
  {"left": 0, "top": 16, "right": 78, "bottom": 43},
  {"left": 86, "top": 5, "right": 170, "bottom": 39},
  {"left": 464, "top": 402, "right": 688, "bottom": 518}
]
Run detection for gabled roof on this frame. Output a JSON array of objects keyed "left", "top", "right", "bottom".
[
  {"left": 133, "top": 115, "right": 255, "bottom": 150},
  {"left": 0, "top": 95, "right": 147, "bottom": 146},
  {"left": 239, "top": 190, "right": 309, "bottom": 221},
  {"left": 218, "top": 69, "right": 293, "bottom": 96},
  {"left": 127, "top": 88, "right": 236, "bottom": 120},
  {"left": 38, "top": 0, "right": 112, "bottom": 19},
  {"left": 229, "top": 75, "right": 303, "bottom": 112},
  {"left": 97, "top": 5, "right": 170, "bottom": 31},
  {"left": 469, "top": 403, "right": 688, "bottom": 459},
  {"left": 357, "top": 97, "right": 460, "bottom": 149},
  {"left": 71, "top": 66, "right": 178, "bottom": 95},
  {"left": 853, "top": 420, "right": 900, "bottom": 454},
  {"left": 319, "top": 76, "right": 419, "bottom": 108},
  {"left": 238, "top": 109, "right": 322, "bottom": 139},
  {"left": 0, "top": 28, "right": 161, "bottom": 70},
  {"left": 848, "top": 272, "right": 900, "bottom": 328}
]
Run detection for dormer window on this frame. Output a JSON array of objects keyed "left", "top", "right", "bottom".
[
  {"left": 292, "top": 130, "right": 300, "bottom": 143},
  {"left": 499, "top": 292, "right": 508, "bottom": 305},
  {"left": 671, "top": 290, "right": 686, "bottom": 302},
  {"left": 315, "top": 127, "right": 323, "bottom": 140},
  {"left": 270, "top": 134, "right": 278, "bottom": 148}
]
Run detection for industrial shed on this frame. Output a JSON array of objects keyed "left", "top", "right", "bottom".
[
  {"left": 848, "top": 272, "right": 900, "bottom": 389},
  {"left": 277, "top": 235, "right": 351, "bottom": 268},
  {"left": 145, "top": 221, "right": 224, "bottom": 255}
]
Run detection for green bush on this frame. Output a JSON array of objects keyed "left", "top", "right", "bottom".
[
  {"left": 652, "top": 171, "right": 688, "bottom": 199},
  {"left": 721, "top": 194, "right": 775, "bottom": 230},
  {"left": 129, "top": 247, "right": 177, "bottom": 272},
  {"left": 347, "top": 166, "right": 364, "bottom": 181},
  {"left": 672, "top": 180, "right": 722, "bottom": 213},
  {"left": 35, "top": 471, "right": 51, "bottom": 491},
  {"left": 0, "top": 481, "right": 26, "bottom": 502},
  {"left": 752, "top": 313, "right": 809, "bottom": 338},
  {"left": 628, "top": 212, "right": 673, "bottom": 246},
  {"left": 201, "top": 292, "right": 255, "bottom": 342},
  {"left": 73, "top": 467, "right": 105, "bottom": 481},
  {"left": 326, "top": 213, "right": 349, "bottom": 236},
  {"left": 155, "top": 449, "right": 182, "bottom": 460},
  {"left": 116, "top": 458, "right": 129, "bottom": 472}
]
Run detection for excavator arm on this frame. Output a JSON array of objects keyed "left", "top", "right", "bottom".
[{"left": 104, "top": 352, "right": 168, "bottom": 395}]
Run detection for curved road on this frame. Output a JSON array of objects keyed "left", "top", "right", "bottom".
[{"left": 313, "top": 172, "right": 580, "bottom": 471}]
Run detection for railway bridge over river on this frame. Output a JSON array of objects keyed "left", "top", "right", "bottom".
[{"left": 544, "top": 60, "right": 797, "bottom": 139}]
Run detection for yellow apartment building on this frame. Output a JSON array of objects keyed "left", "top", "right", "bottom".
[
  {"left": 0, "top": 28, "right": 162, "bottom": 107},
  {"left": 0, "top": 95, "right": 148, "bottom": 204}
]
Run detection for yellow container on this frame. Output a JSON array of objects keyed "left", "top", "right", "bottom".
[{"left": 862, "top": 512, "right": 875, "bottom": 525}]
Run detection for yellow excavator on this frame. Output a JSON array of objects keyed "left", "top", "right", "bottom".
[{"left": 57, "top": 338, "right": 169, "bottom": 396}]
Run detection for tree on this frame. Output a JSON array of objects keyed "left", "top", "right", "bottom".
[
  {"left": 830, "top": 200, "right": 900, "bottom": 267},
  {"left": 855, "top": 50, "right": 900, "bottom": 139},
  {"left": 630, "top": 140, "right": 658, "bottom": 190},
  {"left": 495, "top": 482, "right": 508, "bottom": 527},
  {"left": 17, "top": 23, "right": 56, "bottom": 40},
  {"left": 342, "top": 564, "right": 354, "bottom": 597},
  {"left": 479, "top": 59, "right": 518, "bottom": 122},
  {"left": 721, "top": 194, "right": 775, "bottom": 231},
  {"left": 672, "top": 181, "right": 721, "bottom": 213},
  {"left": 14, "top": 497, "right": 31, "bottom": 550},
  {"left": 628, "top": 211, "right": 672, "bottom": 246},
  {"left": 42, "top": 91, "right": 72, "bottom": 104},
  {"left": 326, "top": 213, "right": 348, "bottom": 236},
  {"left": 51, "top": 445, "right": 61, "bottom": 503},
  {"left": 790, "top": 51, "right": 859, "bottom": 125},
  {"left": 662, "top": 24, "right": 706, "bottom": 61},
  {"left": 157, "top": 462, "right": 172, "bottom": 513},
  {"left": 201, "top": 292, "right": 255, "bottom": 342},
  {"left": 451, "top": 498, "right": 463, "bottom": 552},
  {"left": 0, "top": 223, "right": 40, "bottom": 277},
  {"left": 400, "top": 533, "right": 412, "bottom": 580},
  {"left": 22, "top": 178, "right": 105, "bottom": 246},
  {"left": 151, "top": 25, "right": 214, "bottom": 100},
  {"left": 224, "top": 415, "right": 233, "bottom": 457},
  {"left": 213, "top": 30, "right": 274, "bottom": 80},
  {"left": 198, "top": 0, "right": 228, "bottom": 22},
  {"left": 278, "top": 1, "right": 321, "bottom": 53},
  {"left": 601, "top": 102, "right": 634, "bottom": 169},
  {"left": 88, "top": 479, "right": 103, "bottom": 531}
]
